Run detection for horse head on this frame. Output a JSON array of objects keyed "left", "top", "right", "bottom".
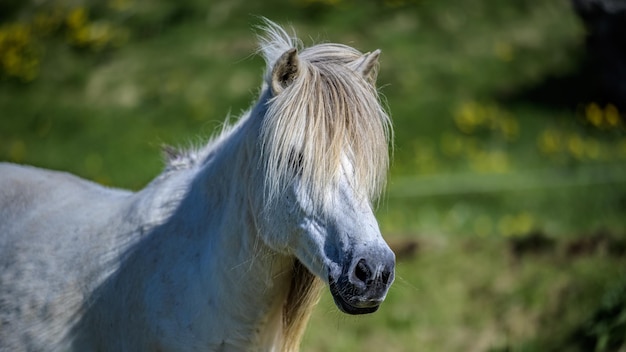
[{"left": 255, "top": 24, "right": 395, "bottom": 315}]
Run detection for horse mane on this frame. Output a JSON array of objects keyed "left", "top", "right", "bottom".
[
  {"left": 280, "top": 260, "right": 324, "bottom": 351},
  {"left": 258, "top": 20, "right": 392, "bottom": 212}
]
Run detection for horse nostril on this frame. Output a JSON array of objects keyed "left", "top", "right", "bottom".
[
  {"left": 381, "top": 269, "right": 392, "bottom": 285},
  {"left": 354, "top": 258, "right": 371, "bottom": 284}
]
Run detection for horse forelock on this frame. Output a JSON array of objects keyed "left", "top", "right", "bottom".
[{"left": 258, "top": 22, "right": 392, "bottom": 212}]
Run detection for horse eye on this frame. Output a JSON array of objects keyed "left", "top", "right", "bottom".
[{"left": 289, "top": 151, "right": 304, "bottom": 175}]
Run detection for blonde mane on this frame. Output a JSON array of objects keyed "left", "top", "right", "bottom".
[{"left": 258, "top": 22, "right": 392, "bottom": 212}]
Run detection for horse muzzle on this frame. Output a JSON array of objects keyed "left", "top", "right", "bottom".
[{"left": 328, "top": 251, "right": 395, "bottom": 315}]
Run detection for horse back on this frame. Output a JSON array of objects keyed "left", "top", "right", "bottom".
[{"left": 0, "top": 163, "right": 131, "bottom": 240}]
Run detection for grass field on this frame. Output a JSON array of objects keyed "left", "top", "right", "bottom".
[{"left": 1, "top": 0, "right": 625, "bottom": 350}]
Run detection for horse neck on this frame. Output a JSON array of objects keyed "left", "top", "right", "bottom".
[
  {"left": 136, "top": 97, "right": 313, "bottom": 350},
  {"left": 192, "top": 97, "right": 322, "bottom": 350}
]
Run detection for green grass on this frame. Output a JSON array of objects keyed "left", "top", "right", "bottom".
[{"left": 1, "top": 0, "right": 625, "bottom": 350}]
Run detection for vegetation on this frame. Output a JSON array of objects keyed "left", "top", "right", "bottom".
[{"left": 1, "top": 0, "right": 625, "bottom": 350}]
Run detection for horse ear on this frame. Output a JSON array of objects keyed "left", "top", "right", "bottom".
[
  {"left": 271, "top": 48, "right": 300, "bottom": 95},
  {"left": 354, "top": 49, "right": 381, "bottom": 83}
]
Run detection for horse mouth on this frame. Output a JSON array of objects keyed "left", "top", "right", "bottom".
[{"left": 328, "top": 277, "right": 381, "bottom": 315}]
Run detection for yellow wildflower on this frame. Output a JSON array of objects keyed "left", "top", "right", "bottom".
[
  {"left": 567, "top": 133, "right": 585, "bottom": 160},
  {"left": 66, "top": 8, "right": 88, "bottom": 30},
  {"left": 605, "top": 104, "right": 621, "bottom": 128},
  {"left": 585, "top": 102, "right": 603, "bottom": 128}
]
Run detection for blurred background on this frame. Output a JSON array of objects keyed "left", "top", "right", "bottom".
[{"left": 1, "top": 0, "right": 625, "bottom": 350}]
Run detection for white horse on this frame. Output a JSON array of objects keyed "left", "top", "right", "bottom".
[{"left": 0, "top": 20, "right": 394, "bottom": 351}]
